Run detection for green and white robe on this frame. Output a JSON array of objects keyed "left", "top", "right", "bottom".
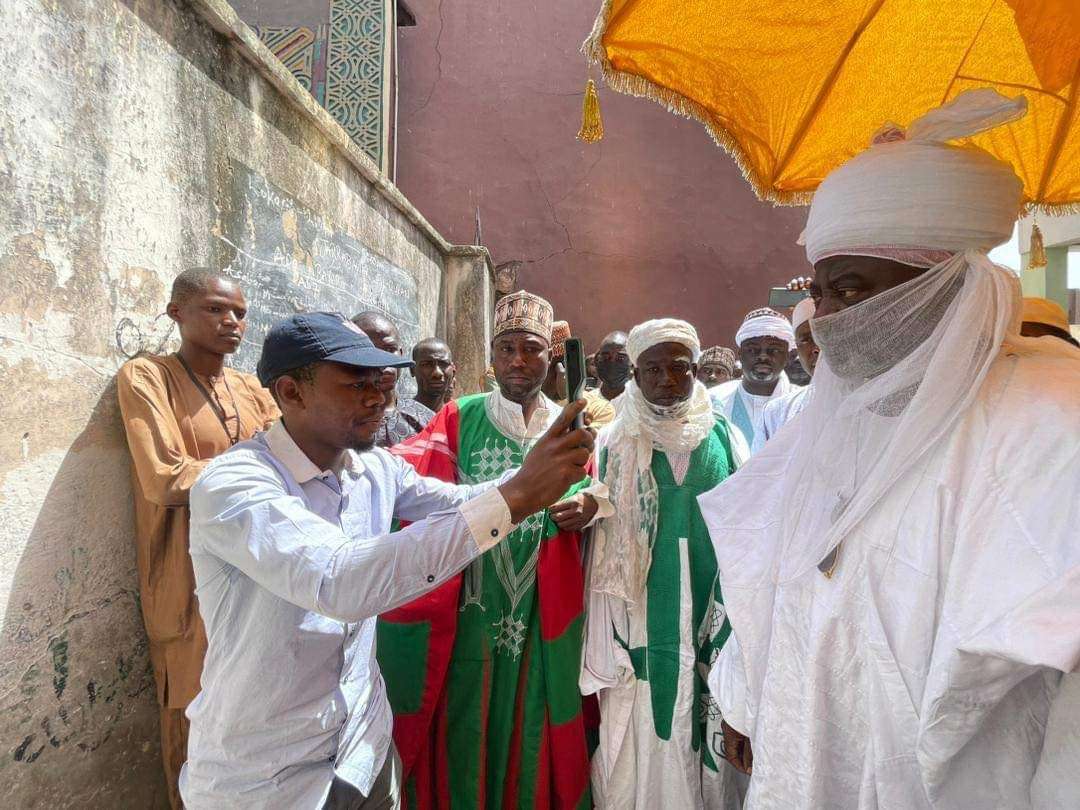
[{"left": 581, "top": 418, "right": 748, "bottom": 810}]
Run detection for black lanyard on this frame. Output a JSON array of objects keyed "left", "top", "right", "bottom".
[{"left": 175, "top": 353, "right": 241, "bottom": 445}]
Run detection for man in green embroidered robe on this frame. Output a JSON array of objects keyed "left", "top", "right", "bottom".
[
  {"left": 581, "top": 318, "right": 749, "bottom": 810},
  {"left": 379, "top": 291, "right": 610, "bottom": 809}
]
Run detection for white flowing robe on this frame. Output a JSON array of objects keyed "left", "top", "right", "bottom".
[
  {"left": 761, "top": 385, "right": 810, "bottom": 442},
  {"left": 700, "top": 349, "right": 1080, "bottom": 809},
  {"left": 582, "top": 432, "right": 750, "bottom": 810},
  {"left": 710, "top": 375, "right": 791, "bottom": 455}
]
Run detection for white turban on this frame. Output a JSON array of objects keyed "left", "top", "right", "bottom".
[
  {"left": 627, "top": 318, "right": 701, "bottom": 364},
  {"left": 735, "top": 308, "right": 795, "bottom": 349},
  {"left": 792, "top": 297, "right": 816, "bottom": 331},
  {"left": 803, "top": 89, "right": 1025, "bottom": 266}
]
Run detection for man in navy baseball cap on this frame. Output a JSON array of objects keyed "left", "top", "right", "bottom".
[
  {"left": 257, "top": 311, "right": 412, "bottom": 388},
  {"left": 182, "top": 310, "right": 595, "bottom": 809}
]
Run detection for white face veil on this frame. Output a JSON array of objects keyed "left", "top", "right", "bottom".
[{"left": 695, "top": 90, "right": 1073, "bottom": 733}]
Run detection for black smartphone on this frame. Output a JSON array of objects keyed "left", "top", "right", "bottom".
[
  {"left": 564, "top": 337, "right": 587, "bottom": 430},
  {"left": 768, "top": 287, "right": 810, "bottom": 308}
]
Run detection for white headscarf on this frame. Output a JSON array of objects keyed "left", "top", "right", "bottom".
[
  {"left": 698, "top": 90, "right": 1051, "bottom": 741},
  {"left": 803, "top": 88, "right": 1024, "bottom": 265},
  {"left": 735, "top": 308, "right": 795, "bottom": 349},
  {"left": 791, "top": 297, "right": 816, "bottom": 331},
  {"left": 626, "top": 317, "right": 703, "bottom": 363},
  {"left": 589, "top": 319, "right": 715, "bottom": 602}
]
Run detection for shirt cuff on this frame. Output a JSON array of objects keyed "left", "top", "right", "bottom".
[
  {"left": 460, "top": 487, "right": 516, "bottom": 553},
  {"left": 579, "top": 480, "right": 614, "bottom": 527}
]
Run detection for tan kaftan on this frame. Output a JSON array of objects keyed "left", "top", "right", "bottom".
[{"left": 117, "top": 353, "right": 277, "bottom": 807}]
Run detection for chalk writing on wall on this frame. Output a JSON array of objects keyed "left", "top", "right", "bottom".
[{"left": 218, "top": 162, "right": 420, "bottom": 393}]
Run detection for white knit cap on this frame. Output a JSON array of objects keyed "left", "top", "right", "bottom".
[
  {"left": 627, "top": 318, "right": 701, "bottom": 364},
  {"left": 803, "top": 89, "right": 1026, "bottom": 266},
  {"left": 735, "top": 308, "right": 795, "bottom": 350}
]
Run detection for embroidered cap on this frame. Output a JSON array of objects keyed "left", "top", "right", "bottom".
[
  {"left": 699, "top": 346, "right": 736, "bottom": 372},
  {"left": 493, "top": 291, "right": 553, "bottom": 343},
  {"left": 734, "top": 307, "right": 795, "bottom": 350},
  {"left": 550, "top": 320, "right": 571, "bottom": 359}
]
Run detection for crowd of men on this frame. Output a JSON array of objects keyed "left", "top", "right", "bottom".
[{"left": 116, "top": 90, "right": 1079, "bottom": 810}]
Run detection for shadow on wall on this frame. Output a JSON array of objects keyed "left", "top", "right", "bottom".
[{"left": 0, "top": 380, "right": 168, "bottom": 808}]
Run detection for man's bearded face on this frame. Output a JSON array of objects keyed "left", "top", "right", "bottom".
[
  {"left": 738, "top": 337, "right": 789, "bottom": 385},
  {"left": 276, "top": 363, "right": 387, "bottom": 453},
  {"left": 634, "top": 342, "right": 696, "bottom": 407},
  {"left": 492, "top": 331, "right": 550, "bottom": 404}
]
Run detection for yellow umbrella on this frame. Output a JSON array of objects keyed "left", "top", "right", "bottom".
[{"left": 583, "top": 0, "right": 1080, "bottom": 213}]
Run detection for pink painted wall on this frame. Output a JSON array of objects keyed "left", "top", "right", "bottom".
[{"left": 394, "top": 1, "right": 811, "bottom": 350}]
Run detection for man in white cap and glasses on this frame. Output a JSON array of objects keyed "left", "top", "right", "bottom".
[
  {"left": 698, "top": 89, "right": 1080, "bottom": 809},
  {"left": 762, "top": 296, "right": 818, "bottom": 442},
  {"left": 709, "top": 308, "right": 795, "bottom": 454},
  {"left": 581, "top": 318, "right": 749, "bottom": 809}
]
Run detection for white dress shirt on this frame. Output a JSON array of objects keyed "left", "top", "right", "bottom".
[{"left": 180, "top": 420, "right": 515, "bottom": 809}]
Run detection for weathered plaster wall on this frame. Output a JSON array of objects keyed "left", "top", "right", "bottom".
[
  {"left": 394, "top": 0, "right": 812, "bottom": 350},
  {"left": 442, "top": 247, "right": 495, "bottom": 395},
  {"left": 0, "top": 0, "right": 468, "bottom": 804}
]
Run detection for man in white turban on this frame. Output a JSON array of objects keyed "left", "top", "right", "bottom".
[
  {"left": 709, "top": 308, "right": 795, "bottom": 454},
  {"left": 581, "top": 319, "right": 749, "bottom": 810},
  {"left": 698, "top": 89, "right": 1080, "bottom": 809},
  {"left": 762, "top": 296, "right": 818, "bottom": 441}
]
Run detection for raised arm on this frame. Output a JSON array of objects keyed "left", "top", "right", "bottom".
[
  {"left": 390, "top": 451, "right": 516, "bottom": 523},
  {"left": 192, "top": 400, "right": 596, "bottom": 623},
  {"left": 190, "top": 450, "right": 514, "bottom": 623}
]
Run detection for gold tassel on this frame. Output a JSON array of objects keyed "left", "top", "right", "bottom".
[
  {"left": 1029, "top": 222, "right": 1048, "bottom": 269},
  {"left": 577, "top": 78, "right": 604, "bottom": 143}
]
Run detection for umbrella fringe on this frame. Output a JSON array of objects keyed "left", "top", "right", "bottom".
[{"left": 1024, "top": 200, "right": 1080, "bottom": 216}]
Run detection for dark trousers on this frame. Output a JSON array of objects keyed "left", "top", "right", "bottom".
[{"left": 323, "top": 744, "right": 402, "bottom": 810}]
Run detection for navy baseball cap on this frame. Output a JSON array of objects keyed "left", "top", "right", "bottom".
[{"left": 256, "top": 312, "right": 413, "bottom": 387}]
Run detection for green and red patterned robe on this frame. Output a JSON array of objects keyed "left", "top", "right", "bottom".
[{"left": 378, "top": 391, "right": 592, "bottom": 809}]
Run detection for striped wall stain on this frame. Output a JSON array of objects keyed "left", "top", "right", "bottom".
[
  {"left": 48, "top": 634, "right": 69, "bottom": 699},
  {"left": 9, "top": 645, "right": 155, "bottom": 766}
]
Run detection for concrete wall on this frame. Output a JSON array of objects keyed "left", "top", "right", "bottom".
[
  {"left": 0, "top": 0, "right": 486, "bottom": 804},
  {"left": 442, "top": 247, "right": 496, "bottom": 395},
  {"left": 393, "top": 0, "right": 811, "bottom": 351}
]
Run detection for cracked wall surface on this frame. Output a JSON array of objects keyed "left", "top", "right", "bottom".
[
  {"left": 395, "top": 0, "right": 811, "bottom": 350},
  {"left": 0, "top": 0, "right": 447, "bottom": 804}
]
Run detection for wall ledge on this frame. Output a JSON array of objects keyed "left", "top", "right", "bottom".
[
  {"left": 446, "top": 244, "right": 495, "bottom": 279},
  {"left": 189, "top": 0, "right": 456, "bottom": 256}
]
